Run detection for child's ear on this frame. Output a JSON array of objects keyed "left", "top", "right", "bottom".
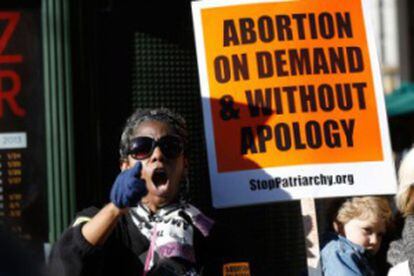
[{"left": 333, "top": 220, "right": 344, "bottom": 234}]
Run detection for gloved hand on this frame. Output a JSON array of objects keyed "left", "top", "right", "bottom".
[{"left": 110, "top": 162, "right": 147, "bottom": 209}]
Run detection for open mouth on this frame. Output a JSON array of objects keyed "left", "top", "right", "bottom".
[{"left": 152, "top": 168, "right": 168, "bottom": 187}]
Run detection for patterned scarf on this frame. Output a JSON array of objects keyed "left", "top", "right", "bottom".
[{"left": 129, "top": 203, "right": 215, "bottom": 274}]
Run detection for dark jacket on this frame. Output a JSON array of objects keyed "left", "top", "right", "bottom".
[{"left": 48, "top": 204, "right": 226, "bottom": 276}]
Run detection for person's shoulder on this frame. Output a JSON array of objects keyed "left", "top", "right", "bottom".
[
  {"left": 321, "top": 233, "right": 342, "bottom": 251},
  {"left": 70, "top": 206, "right": 100, "bottom": 227},
  {"left": 321, "top": 233, "right": 359, "bottom": 261},
  {"left": 321, "top": 234, "right": 340, "bottom": 257},
  {"left": 321, "top": 234, "right": 366, "bottom": 276}
]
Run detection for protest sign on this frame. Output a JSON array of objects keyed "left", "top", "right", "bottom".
[{"left": 192, "top": 0, "right": 397, "bottom": 208}]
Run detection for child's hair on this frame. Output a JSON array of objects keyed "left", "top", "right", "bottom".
[
  {"left": 395, "top": 148, "right": 414, "bottom": 217},
  {"left": 335, "top": 196, "right": 392, "bottom": 226}
]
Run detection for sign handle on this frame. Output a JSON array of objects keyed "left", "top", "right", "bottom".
[{"left": 301, "top": 198, "right": 322, "bottom": 276}]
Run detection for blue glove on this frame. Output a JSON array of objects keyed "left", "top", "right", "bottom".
[{"left": 110, "top": 162, "right": 147, "bottom": 209}]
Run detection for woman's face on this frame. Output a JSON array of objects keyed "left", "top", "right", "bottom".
[{"left": 127, "top": 120, "right": 186, "bottom": 211}]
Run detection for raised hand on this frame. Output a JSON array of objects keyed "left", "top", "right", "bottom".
[{"left": 110, "top": 162, "right": 148, "bottom": 209}]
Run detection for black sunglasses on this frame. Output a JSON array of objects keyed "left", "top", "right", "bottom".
[{"left": 128, "top": 135, "right": 184, "bottom": 160}]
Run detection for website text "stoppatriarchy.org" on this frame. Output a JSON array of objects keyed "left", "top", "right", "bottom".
[{"left": 249, "top": 173, "right": 354, "bottom": 191}]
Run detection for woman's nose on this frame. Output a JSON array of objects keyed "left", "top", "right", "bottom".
[{"left": 150, "top": 146, "right": 165, "bottom": 162}]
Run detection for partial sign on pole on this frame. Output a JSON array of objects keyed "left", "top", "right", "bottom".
[{"left": 192, "top": 0, "right": 397, "bottom": 208}]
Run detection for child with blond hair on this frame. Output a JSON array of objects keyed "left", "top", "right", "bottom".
[{"left": 321, "top": 196, "right": 392, "bottom": 275}]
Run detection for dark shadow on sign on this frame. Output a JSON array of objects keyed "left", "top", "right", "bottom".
[
  {"left": 203, "top": 96, "right": 293, "bottom": 204},
  {"left": 302, "top": 214, "right": 316, "bottom": 258},
  {"left": 201, "top": 96, "right": 311, "bottom": 275}
]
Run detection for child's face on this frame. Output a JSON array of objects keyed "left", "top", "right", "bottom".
[{"left": 341, "top": 216, "right": 386, "bottom": 254}]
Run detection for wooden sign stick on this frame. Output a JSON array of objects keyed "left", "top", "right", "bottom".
[{"left": 301, "top": 198, "right": 322, "bottom": 276}]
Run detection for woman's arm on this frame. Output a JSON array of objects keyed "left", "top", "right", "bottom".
[
  {"left": 81, "top": 162, "right": 147, "bottom": 246},
  {"left": 81, "top": 203, "right": 127, "bottom": 246}
]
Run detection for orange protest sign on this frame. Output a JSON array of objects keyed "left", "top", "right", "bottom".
[
  {"left": 202, "top": 0, "right": 380, "bottom": 172},
  {"left": 192, "top": 0, "right": 397, "bottom": 208}
]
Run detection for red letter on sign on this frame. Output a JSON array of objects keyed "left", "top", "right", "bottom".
[
  {"left": 0, "top": 12, "right": 22, "bottom": 64},
  {"left": 0, "top": 70, "right": 25, "bottom": 117}
]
